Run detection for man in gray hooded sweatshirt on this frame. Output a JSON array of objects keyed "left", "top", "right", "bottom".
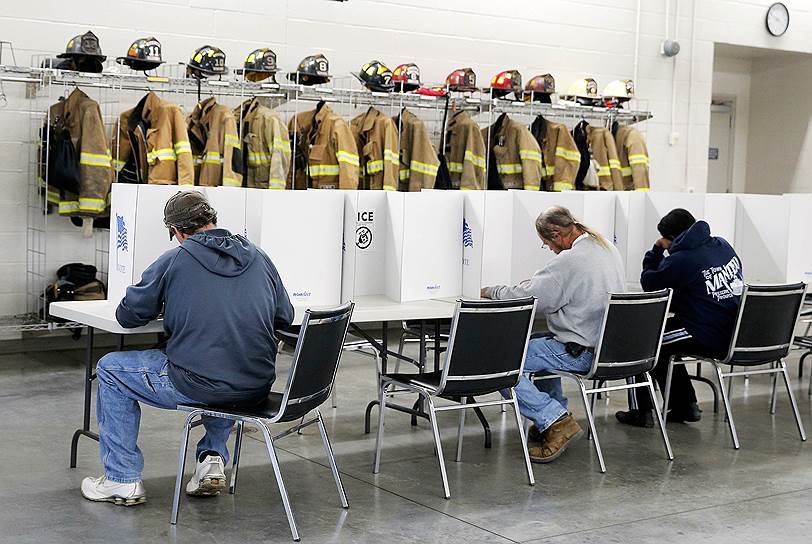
[{"left": 81, "top": 191, "right": 294, "bottom": 506}]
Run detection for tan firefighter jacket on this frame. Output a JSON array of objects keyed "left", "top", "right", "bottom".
[
  {"left": 112, "top": 92, "right": 194, "bottom": 186},
  {"left": 187, "top": 97, "right": 243, "bottom": 187},
  {"left": 614, "top": 125, "right": 650, "bottom": 191},
  {"left": 482, "top": 113, "right": 542, "bottom": 190},
  {"left": 393, "top": 109, "right": 439, "bottom": 191},
  {"left": 234, "top": 97, "right": 290, "bottom": 189},
  {"left": 46, "top": 88, "right": 112, "bottom": 217},
  {"left": 530, "top": 116, "right": 580, "bottom": 191},
  {"left": 445, "top": 111, "right": 485, "bottom": 190},
  {"left": 351, "top": 107, "right": 399, "bottom": 191},
  {"left": 289, "top": 104, "right": 359, "bottom": 190},
  {"left": 587, "top": 126, "right": 624, "bottom": 191}
]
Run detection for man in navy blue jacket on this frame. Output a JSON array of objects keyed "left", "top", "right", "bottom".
[
  {"left": 81, "top": 191, "right": 294, "bottom": 506},
  {"left": 616, "top": 208, "right": 743, "bottom": 427}
]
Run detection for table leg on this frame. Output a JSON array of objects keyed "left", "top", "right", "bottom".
[
  {"left": 364, "top": 321, "right": 389, "bottom": 434},
  {"left": 412, "top": 321, "right": 427, "bottom": 426},
  {"left": 70, "top": 326, "right": 100, "bottom": 468},
  {"left": 434, "top": 319, "right": 440, "bottom": 372}
]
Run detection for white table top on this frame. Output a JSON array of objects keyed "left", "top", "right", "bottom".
[{"left": 49, "top": 295, "right": 458, "bottom": 335}]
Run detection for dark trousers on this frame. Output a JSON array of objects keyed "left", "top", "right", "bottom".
[{"left": 634, "top": 319, "right": 718, "bottom": 411}]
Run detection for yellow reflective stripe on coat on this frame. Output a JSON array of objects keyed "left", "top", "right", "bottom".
[
  {"left": 222, "top": 177, "right": 241, "bottom": 187},
  {"left": 58, "top": 200, "right": 80, "bottom": 214},
  {"left": 224, "top": 134, "right": 241, "bottom": 148},
  {"left": 497, "top": 163, "right": 523, "bottom": 174},
  {"left": 447, "top": 161, "right": 464, "bottom": 173},
  {"left": 629, "top": 154, "right": 649, "bottom": 165},
  {"left": 112, "top": 159, "right": 126, "bottom": 172},
  {"left": 399, "top": 169, "right": 411, "bottom": 180},
  {"left": 609, "top": 159, "right": 621, "bottom": 170},
  {"left": 542, "top": 166, "right": 556, "bottom": 176},
  {"left": 366, "top": 160, "right": 384, "bottom": 174},
  {"left": 204, "top": 151, "right": 223, "bottom": 164},
  {"left": 383, "top": 149, "right": 399, "bottom": 165},
  {"left": 411, "top": 160, "right": 439, "bottom": 176},
  {"left": 309, "top": 164, "right": 340, "bottom": 176},
  {"left": 383, "top": 184, "right": 397, "bottom": 191},
  {"left": 621, "top": 167, "right": 633, "bottom": 176},
  {"left": 552, "top": 181, "right": 574, "bottom": 191},
  {"left": 519, "top": 149, "right": 542, "bottom": 162},
  {"left": 463, "top": 150, "right": 486, "bottom": 169},
  {"left": 247, "top": 152, "right": 271, "bottom": 165},
  {"left": 150, "top": 148, "right": 177, "bottom": 162},
  {"left": 79, "top": 197, "right": 107, "bottom": 212},
  {"left": 268, "top": 179, "right": 286, "bottom": 189},
  {"left": 336, "top": 150, "right": 360, "bottom": 166},
  {"left": 555, "top": 147, "right": 581, "bottom": 162},
  {"left": 47, "top": 189, "right": 61, "bottom": 205},
  {"left": 174, "top": 141, "right": 192, "bottom": 154},
  {"left": 597, "top": 166, "right": 611, "bottom": 176},
  {"left": 634, "top": 187, "right": 650, "bottom": 191},
  {"left": 79, "top": 152, "right": 112, "bottom": 167},
  {"left": 272, "top": 138, "right": 291, "bottom": 153}
]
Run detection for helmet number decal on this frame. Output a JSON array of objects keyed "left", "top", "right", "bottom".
[{"left": 317, "top": 60, "right": 328, "bottom": 73}]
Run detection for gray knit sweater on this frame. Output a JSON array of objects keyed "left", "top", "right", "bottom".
[{"left": 485, "top": 233, "right": 625, "bottom": 347}]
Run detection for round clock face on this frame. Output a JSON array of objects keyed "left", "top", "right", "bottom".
[{"left": 766, "top": 2, "right": 790, "bottom": 36}]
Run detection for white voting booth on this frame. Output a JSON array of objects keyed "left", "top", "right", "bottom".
[
  {"left": 108, "top": 184, "right": 247, "bottom": 305},
  {"left": 615, "top": 192, "right": 738, "bottom": 288},
  {"left": 734, "top": 194, "right": 812, "bottom": 284},
  {"left": 510, "top": 191, "right": 616, "bottom": 286},
  {"left": 246, "top": 189, "right": 344, "bottom": 307},
  {"left": 342, "top": 190, "right": 464, "bottom": 303},
  {"left": 461, "top": 191, "right": 513, "bottom": 298}
]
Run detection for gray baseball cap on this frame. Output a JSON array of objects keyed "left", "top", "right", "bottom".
[{"left": 163, "top": 190, "right": 217, "bottom": 240}]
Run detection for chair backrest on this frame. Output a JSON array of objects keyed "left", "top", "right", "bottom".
[
  {"left": 436, "top": 297, "right": 536, "bottom": 396},
  {"left": 725, "top": 283, "right": 806, "bottom": 365},
  {"left": 277, "top": 302, "right": 354, "bottom": 421},
  {"left": 589, "top": 289, "right": 672, "bottom": 380}
]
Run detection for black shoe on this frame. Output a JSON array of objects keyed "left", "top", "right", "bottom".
[
  {"left": 615, "top": 409, "right": 654, "bottom": 428},
  {"left": 667, "top": 402, "right": 702, "bottom": 423}
]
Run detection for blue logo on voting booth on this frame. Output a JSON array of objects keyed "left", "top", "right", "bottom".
[
  {"left": 115, "top": 214, "right": 128, "bottom": 273},
  {"left": 462, "top": 219, "right": 473, "bottom": 248}
]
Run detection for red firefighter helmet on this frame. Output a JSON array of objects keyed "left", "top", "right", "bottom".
[
  {"left": 445, "top": 68, "right": 478, "bottom": 92},
  {"left": 488, "top": 70, "right": 522, "bottom": 99},
  {"left": 392, "top": 63, "right": 421, "bottom": 92}
]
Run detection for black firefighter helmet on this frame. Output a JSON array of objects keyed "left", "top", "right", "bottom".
[
  {"left": 116, "top": 37, "right": 164, "bottom": 72},
  {"left": 186, "top": 45, "right": 228, "bottom": 79},
  {"left": 56, "top": 31, "right": 106, "bottom": 73},
  {"left": 287, "top": 54, "right": 330, "bottom": 86},
  {"left": 244, "top": 48, "right": 278, "bottom": 83},
  {"left": 355, "top": 60, "right": 394, "bottom": 92}
]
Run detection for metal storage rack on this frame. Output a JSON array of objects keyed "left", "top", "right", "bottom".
[{"left": 0, "top": 63, "right": 652, "bottom": 333}]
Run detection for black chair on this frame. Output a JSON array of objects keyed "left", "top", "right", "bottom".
[
  {"left": 532, "top": 290, "right": 674, "bottom": 473},
  {"left": 170, "top": 303, "right": 355, "bottom": 542},
  {"left": 373, "top": 297, "right": 536, "bottom": 499},
  {"left": 663, "top": 283, "right": 807, "bottom": 449}
]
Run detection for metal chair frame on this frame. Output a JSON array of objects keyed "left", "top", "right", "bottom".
[
  {"left": 170, "top": 303, "right": 354, "bottom": 542},
  {"left": 532, "top": 290, "right": 675, "bottom": 473},
  {"left": 662, "top": 284, "right": 807, "bottom": 450},
  {"left": 374, "top": 299, "right": 537, "bottom": 499}
]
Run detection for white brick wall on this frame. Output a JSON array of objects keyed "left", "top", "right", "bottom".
[{"left": 1, "top": 0, "right": 811, "bottom": 316}]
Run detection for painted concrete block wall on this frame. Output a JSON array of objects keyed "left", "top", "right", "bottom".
[{"left": 1, "top": 0, "right": 811, "bottom": 316}]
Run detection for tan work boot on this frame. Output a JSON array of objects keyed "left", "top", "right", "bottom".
[{"left": 528, "top": 415, "right": 583, "bottom": 464}]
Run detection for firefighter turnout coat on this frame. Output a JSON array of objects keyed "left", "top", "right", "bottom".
[
  {"left": 614, "top": 125, "right": 650, "bottom": 191},
  {"left": 351, "top": 107, "right": 399, "bottom": 190},
  {"left": 187, "top": 97, "right": 243, "bottom": 187},
  {"left": 530, "top": 116, "right": 580, "bottom": 191},
  {"left": 393, "top": 109, "right": 439, "bottom": 191},
  {"left": 46, "top": 88, "right": 112, "bottom": 217},
  {"left": 482, "top": 113, "right": 542, "bottom": 190},
  {"left": 289, "top": 104, "right": 359, "bottom": 190},
  {"left": 445, "top": 111, "right": 485, "bottom": 190},
  {"left": 235, "top": 97, "right": 290, "bottom": 189},
  {"left": 112, "top": 92, "right": 194, "bottom": 186},
  {"left": 586, "top": 126, "right": 624, "bottom": 191}
]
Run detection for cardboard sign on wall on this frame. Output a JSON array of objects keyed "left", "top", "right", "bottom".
[
  {"left": 462, "top": 191, "right": 513, "bottom": 299},
  {"left": 107, "top": 184, "right": 247, "bottom": 305},
  {"left": 511, "top": 191, "right": 616, "bottom": 285},
  {"left": 246, "top": 189, "right": 344, "bottom": 307}
]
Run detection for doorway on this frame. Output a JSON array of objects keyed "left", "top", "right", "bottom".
[{"left": 707, "top": 100, "right": 734, "bottom": 193}]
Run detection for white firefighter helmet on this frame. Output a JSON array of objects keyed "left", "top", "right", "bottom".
[{"left": 603, "top": 79, "right": 635, "bottom": 100}]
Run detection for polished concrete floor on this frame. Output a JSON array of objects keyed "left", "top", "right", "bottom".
[{"left": 2, "top": 335, "right": 812, "bottom": 543}]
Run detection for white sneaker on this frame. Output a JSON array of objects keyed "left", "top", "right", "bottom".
[
  {"left": 81, "top": 476, "right": 146, "bottom": 506},
  {"left": 186, "top": 455, "right": 226, "bottom": 496}
]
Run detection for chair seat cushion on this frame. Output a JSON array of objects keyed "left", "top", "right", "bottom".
[
  {"left": 383, "top": 370, "right": 517, "bottom": 396},
  {"left": 384, "top": 371, "right": 442, "bottom": 391},
  {"left": 180, "top": 392, "right": 285, "bottom": 420}
]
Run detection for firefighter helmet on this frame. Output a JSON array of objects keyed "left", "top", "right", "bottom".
[
  {"left": 488, "top": 70, "right": 522, "bottom": 99},
  {"left": 186, "top": 45, "right": 227, "bottom": 79},
  {"left": 355, "top": 60, "right": 394, "bottom": 92},
  {"left": 524, "top": 74, "right": 556, "bottom": 102},
  {"left": 445, "top": 68, "right": 478, "bottom": 92},
  {"left": 58, "top": 31, "right": 106, "bottom": 61},
  {"left": 116, "top": 37, "right": 163, "bottom": 71},
  {"left": 244, "top": 48, "right": 278, "bottom": 83},
  {"left": 602, "top": 79, "right": 635, "bottom": 107},
  {"left": 564, "top": 78, "right": 600, "bottom": 105},
  {"left": 287, "top": 54, "right": 330, "bottom": 85},
  {"left": 392, "top": 63, "right": 421, "bottom": 92}
]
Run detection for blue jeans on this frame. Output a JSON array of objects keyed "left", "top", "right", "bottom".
[
  {"left": 95, "top": 349, "right": 234, "bottom": 483},
  {"left": 511, "top": 336, "right": 593, "bottom": 433}
]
